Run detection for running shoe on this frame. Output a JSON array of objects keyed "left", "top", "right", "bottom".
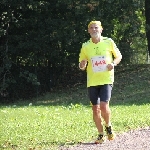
[
  {"left": 95, "top": 134, "right": 105, "bottom": 144},
  {"left": 105, "top": 126, "right": 115, "bottom": 140}
]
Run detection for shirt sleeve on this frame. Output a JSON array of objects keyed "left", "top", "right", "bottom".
[
  {"left": 110, "top": 39, "right": 121, "bottom": 58},
  {"left": 79, "top": 44, "right": 87, "bottom": 62}
]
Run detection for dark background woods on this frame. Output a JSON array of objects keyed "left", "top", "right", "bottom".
[{"left": 0, "top": 0, "right": 150, "bottom": 102}]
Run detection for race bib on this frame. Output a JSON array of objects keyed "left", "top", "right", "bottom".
[{"left": 91, "top": 56, "right": 107, "bottom": 72}]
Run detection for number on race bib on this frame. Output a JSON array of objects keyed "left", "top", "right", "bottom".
[
  {"left": 94, "top": 60, "right": 106, "bottom": 66},
  {"left": 91, "top": 56, "right": 107, "bottom": 72}
]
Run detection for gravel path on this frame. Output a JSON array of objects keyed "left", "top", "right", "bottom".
[{"left": 59, "top": 127, "right": 150, "bottom": 150}]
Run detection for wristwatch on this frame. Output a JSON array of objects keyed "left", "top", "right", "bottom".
[{"left": 112, "top": 61, "right": 117, "bottom": 66}]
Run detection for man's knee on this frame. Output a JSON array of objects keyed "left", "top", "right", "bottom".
[
  {"left": 100, "top": 102, "right": 110, "bottom": 112},
  {"left": 92, "top": 105, "right": 101, "bottom": 115}
]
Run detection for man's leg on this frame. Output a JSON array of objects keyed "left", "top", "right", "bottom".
[
  {"left": 92, "top": 104, "right": 103, "bottom": 133},
  {"left": 100, "top": 102, "right": 115, "bottom": 140},
  {"left": 88, "top": 86, "right": 105, "bottom": 144},
  {"left": 92, "top": 104, "right": 106, "bottom": 144},
  {"left": 100, "top": 101, "right": 111, "bottom": 126},
  {"left": 100, "top": 84, "right": 115, "bottom": 140}
]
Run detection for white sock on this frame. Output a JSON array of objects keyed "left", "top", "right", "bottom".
[
  {"left": 105, "top": 122, "right": 111, "bottom": 127},
  {"left": 99, "top": 132, "right": 104, "bottom": 135}
]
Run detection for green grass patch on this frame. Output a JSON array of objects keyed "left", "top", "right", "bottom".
[{"left": 0, "top": 65, "right": 150, "bottom": 149}]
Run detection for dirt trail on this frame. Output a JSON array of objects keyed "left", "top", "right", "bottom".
[{"left": 59, "top": 127, "right": 150, "bottom": 150}]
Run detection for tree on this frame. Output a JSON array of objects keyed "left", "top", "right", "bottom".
[
  {"left": 145, "top": 0, "right": 150, "bottom": 56},
  {"left": 0, "top": 0, "right": 148, "bottom": 102}
]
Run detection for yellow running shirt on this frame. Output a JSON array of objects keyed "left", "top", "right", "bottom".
[{"left": 79, "top": 37, "right": 120, "bottom": 87}]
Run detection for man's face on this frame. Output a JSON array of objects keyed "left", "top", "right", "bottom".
[{"left": 88, "top": 23, "right": 102, "bottom": 38}]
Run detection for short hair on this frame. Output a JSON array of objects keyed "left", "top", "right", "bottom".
[{"left": 88, "top": 21, "right": 103, "bottom": 29}]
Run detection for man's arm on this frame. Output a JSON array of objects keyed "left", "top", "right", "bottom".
[
  {"left": 113, "top": 50, "right": 122, "bottom": 66},
  {"left": 107, "top": 52, "right": 122, "bottom": 71},
  {"left": 107, "top": 40, "right": 122, "bottom": 71},
  {"left": 79, "top": 60, "right": 87, "bottom": 70}
]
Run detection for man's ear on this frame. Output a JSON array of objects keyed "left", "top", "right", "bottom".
[{"left": 100, "top": 28, "right": 103, "bottom": 33}]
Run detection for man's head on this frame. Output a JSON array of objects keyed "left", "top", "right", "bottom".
[
  {"left": 88, "top": 21, "right": 103, "bottom": 29},
  {"left": 88, "top": 21, "right": 103, "bottom": 38}
]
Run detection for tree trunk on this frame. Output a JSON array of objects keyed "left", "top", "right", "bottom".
[{"left": 145, "top": 0, "right": 150, "bottom": 57}]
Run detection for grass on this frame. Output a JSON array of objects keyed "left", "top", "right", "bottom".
[{"left": 0, "top": 65, "right": 150, "bottom": 150}]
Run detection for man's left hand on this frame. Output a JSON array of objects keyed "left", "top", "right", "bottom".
[{"left": 107, "top": 63, "right": 114, "bottom": 71}]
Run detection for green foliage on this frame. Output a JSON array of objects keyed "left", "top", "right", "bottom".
[{"left": 0, "top": 0, "right": 149, "bottom": 101}]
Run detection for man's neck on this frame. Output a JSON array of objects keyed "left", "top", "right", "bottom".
[{"left": 91, "top": 35, "right": 102, "bottom": 44}]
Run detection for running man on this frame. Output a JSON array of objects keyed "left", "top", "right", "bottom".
[{"left": 79, "top": 21, "right": 122, "bottom": 144}]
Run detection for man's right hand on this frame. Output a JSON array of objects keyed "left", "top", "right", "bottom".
[{"left": 79, "top": 60, "right": 87, "bottom": 70}]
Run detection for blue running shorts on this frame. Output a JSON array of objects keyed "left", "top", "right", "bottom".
[{"left": 88, "top": 84, "right": 113, "bottom": 105}]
